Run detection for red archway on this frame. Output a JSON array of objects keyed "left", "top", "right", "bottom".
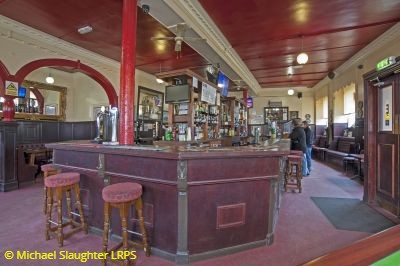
[
  {"left": 15, "top": 59, "right": 118, "bottom": 107},
  {"left": 0, "top": 60, "right": 10, "bottom": 96}
]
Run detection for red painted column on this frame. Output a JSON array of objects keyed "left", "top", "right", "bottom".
[
  {"left": 119, "top": 0, "right": 137, "bottom": 145},
  {"left": 3, "top": 96, "right": 15, "bottom": 121}
]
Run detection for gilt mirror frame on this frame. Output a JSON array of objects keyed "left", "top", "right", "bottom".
[{"left": 22, "top": 80, "right": 67, "bottom": 121}]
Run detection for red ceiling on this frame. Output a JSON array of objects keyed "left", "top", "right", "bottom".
[
  {"left": 199, "top": 0, "right": 400, "bottom": 88},
  {"left": 0, "top": 0, "right": 209, "bottom": 76}
]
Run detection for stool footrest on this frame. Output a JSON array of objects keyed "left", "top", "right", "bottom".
[{"left": 126, "top": 229, "right": 143, "bottom": 237}]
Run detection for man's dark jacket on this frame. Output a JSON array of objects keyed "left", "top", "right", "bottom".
[
  {"left": 304, "top": 126, "right": 314, "bottom": 148},
  {"left": 289, "top": 127, "right": 307, "bottom": 153}
]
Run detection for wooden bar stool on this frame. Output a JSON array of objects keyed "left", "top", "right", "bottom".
[
  {"left": 102, "top": 182, "right": 150, "bottom": 266},
  {"left": 284, "top": 152, "right": 303, "bottom": 193},
  {"left": 41, "top": 164, "right": 60, "bottom": 214},
  {"left": 45, "top": 172, "right": 88, "bottom": 247}
]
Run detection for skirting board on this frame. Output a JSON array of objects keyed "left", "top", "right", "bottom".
[{"left": 89, "top": 226, "right": 271, "bottom": 265}]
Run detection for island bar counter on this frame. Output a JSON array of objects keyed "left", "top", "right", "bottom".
[{"left": 47, "top": 140, "right": 290, "bottom": 264}]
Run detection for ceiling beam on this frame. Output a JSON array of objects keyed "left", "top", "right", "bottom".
[
  {"left": 255, "top": 71, "right": 328, "bottom": 79},
  {"left": 163, "top": 0, "right": 262, "bottom": 95}
]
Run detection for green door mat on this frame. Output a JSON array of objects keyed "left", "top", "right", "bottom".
[
  {"left": 311, "top": 197, "right": 396, "bottom": 233},
  {"left": 372, "top": 250, "right": 400, "bottom": 266}
]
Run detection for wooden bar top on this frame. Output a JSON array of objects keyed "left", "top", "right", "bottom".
[{"left": 46, "top": 138, "right": 290, "bottom": 160}]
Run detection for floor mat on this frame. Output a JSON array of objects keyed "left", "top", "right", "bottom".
[{"left": 311, "top": 197, "right": 396, "bottom": 233}]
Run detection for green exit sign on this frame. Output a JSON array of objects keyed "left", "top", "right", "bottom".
[{"left": 376, "top": 56, "right": 397, "bottom": 71}]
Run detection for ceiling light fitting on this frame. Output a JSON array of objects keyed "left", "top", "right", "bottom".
[
  {"left": 156, "top": 63, "right": 164, "bottom": 84},
  {"left": 45, "top": 74, "right": 54, "bottom": 84},
  {"left": 296, "top": 36, "right": 308, "bottom": 65},
  {"left": 288, "top": 89, "right": 294, "bottom": 96},
  {"left": 77, "top": 25, "right": 93, "bottom": 35}
]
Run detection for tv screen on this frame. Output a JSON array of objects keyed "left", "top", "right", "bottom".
[
  {"left": 217, "top": 72, "right": 229, "bottom": 97},
  {"left": 18, "top": 86, "right": 26, "bottom": 98},
  {"left": 165, "top": 84, "right": 190, "bottom": 103},
  {"left": 247, "top": 97, "right": 253, "bottom": 108}
]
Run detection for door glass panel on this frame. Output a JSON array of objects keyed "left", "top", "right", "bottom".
[{"left": 378, "top": 85, "right": 393, "bottom": 132}]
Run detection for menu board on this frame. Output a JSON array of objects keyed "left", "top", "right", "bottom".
[{"left": 201, "top": 83, "right": 217, "bottom": 105}]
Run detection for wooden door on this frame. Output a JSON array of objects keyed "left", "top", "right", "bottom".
[{"left": 375, "top": 76, "right": 399, "bottom": 215}]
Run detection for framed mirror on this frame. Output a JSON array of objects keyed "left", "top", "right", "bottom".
[{"left": 15, "top": 80, "right": 67, "bottom": 121}]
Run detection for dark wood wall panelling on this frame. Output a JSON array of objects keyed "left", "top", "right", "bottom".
[{"left": 0, "top": 121, "right": 96, "bottom": 191}]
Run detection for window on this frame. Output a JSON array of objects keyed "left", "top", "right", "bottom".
[
  {"left": 343, "top": 83, "right": 356, "bottom": 127},
  {"left": 316, "top": 96, "right": 328, "bottom": 125},
  {"left": 322, "top": 96, "right": 328, "bottom": 119},
  {"left": 343, "top": 84, "right": 355, "bottom": 115}
]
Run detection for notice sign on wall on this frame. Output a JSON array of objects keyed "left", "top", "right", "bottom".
[
  {"left": 5, "top": 81, "right": 19, "bottom": 96},
  {"left": 201, "top": 83, "right": 217, "bottom": 105},
  {"left": 379, "top": 85, "right": 393, "bottom": 132}
]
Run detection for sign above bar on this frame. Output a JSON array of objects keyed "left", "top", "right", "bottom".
[
  {"left": 376, "top": 56, "right": 397, "bottom": 71},
  {"left": 5, "top": 81, "right": 18, "bottom": 96}
]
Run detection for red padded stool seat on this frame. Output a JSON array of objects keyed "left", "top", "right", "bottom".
[
  {"left": 290, "top": 150, "right": 303, "bottom": 156},
  {"left": 41, "top": 164, "right": 57, "bottom": 172},
  {"left": 45, "top": 172, "right": 80, "bottom": 188},
  {"left": 287, "top": 155, "right": 302, "bottom": 162},
  {"left": 102, "top": 182, "right": 142, "bottom": 203}
]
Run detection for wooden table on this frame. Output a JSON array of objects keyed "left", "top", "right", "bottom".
[{"left": 25, "top": 148, "right": 50, "bottom": 165}]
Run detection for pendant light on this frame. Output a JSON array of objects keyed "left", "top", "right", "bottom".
[
  {"left": 45, "top": 73, "right": 54, "bottom": 84},
  {"left": 296, "top": 36, "right": 308, "bottom": 65},
  {"left": 156, "top": 62, "right": 164, "bottom": 84},
  {"left": 288, "top": 89, "right": 295, "bottom": 96}
]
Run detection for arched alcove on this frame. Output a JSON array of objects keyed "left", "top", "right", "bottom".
[{"left": 14, "top": 59, "right": 118, "bottom": 107}]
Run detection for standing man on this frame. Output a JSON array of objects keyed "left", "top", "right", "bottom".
[
  {"left": 303, "top": 121, "right": 314, "bottom": 174},
  {"left": 289, "top": 118, "right": 308, "bottom": 176}
]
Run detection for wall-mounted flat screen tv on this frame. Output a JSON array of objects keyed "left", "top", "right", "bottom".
[
  {"left": 165, "top": 84, "right": 190, "bottom": 103},
  {"left": 18, "top": 86, "right": 26, "bottom": 98},
  {"left": 217, "top": 72, "right": 229, "bottom": 97}
]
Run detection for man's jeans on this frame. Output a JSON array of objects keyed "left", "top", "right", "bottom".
[
  {"left": 302, "top": 154, "right": 308, "bottom": 176},
  {"left": 306, "top": 147, "right": 312, "bottom": 173}
]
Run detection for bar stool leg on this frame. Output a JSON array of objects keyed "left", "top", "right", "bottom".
[
  {"left": 66, "top": 189, "right": 74, "bottom": 229},
  {"left": 296, "top": 165, "right": 302, "bottom": 193},
  {"left": 45, "top": 188, "right": 53, "bottom": 241},
  {"left": 136, "top": 197, "right": 150, "bottom": 256},
  {"left": 284, "top": 161, "right": 290, "bottom": 192},
  {"left": 119, "top": 203, "right": 130, "bottom": 266},
  {"left": 74, "top": 183, "right": 88, "bottom": 234},
  {"left": 56, "top": 187, "right": 64, "bottom": 247},
  {"left": 43, "top": 186, "right": 48, "bottom": 214},
  {"left": 102, "top": 202, "right": 111, "bottom": 266}
]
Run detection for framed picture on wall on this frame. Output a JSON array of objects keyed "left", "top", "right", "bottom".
[
  {"left": 289, "top": 111, "right": 299, "bottom": 120},
  {"left": 45, "top": 104, "right": 57, "bottom": 115}
]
